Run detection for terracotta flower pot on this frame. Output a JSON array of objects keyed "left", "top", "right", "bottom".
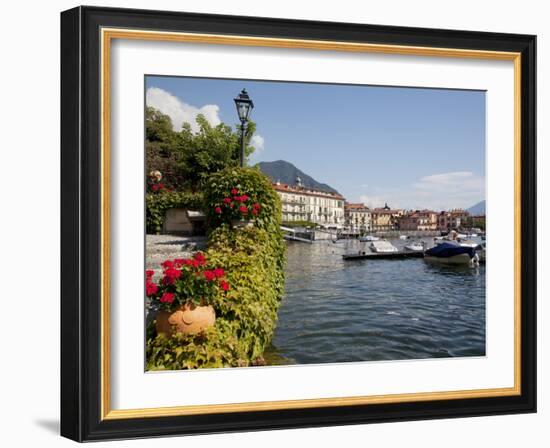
[
  {"left": 156, "top": 302, "right": 216, "bottom": 336},
  {"left": 231, "top": 219, "right": 254, "bottom": 229}
]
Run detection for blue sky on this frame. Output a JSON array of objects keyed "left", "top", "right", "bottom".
[{"left": 145, "top": 76, "right": 486, "bottom": 211}]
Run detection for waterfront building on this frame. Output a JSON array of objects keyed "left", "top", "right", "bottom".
[
  {"left": 399, "top": 210, "right": 438, "bottom": 231},
  {"left": 371, "top": 203, "right": 401, "bottom": 231},
  {"left": 273, "top": 178, "right": 345, "bottom": 227},
  {"left": 344, "top": 203, "right": 372, "bottom": 232},
  {"left": 437, "top": 209, "right": 470, "bottom": 231},
  {"left": 471, "top": 215, "right": 486, "bottom": 230}
]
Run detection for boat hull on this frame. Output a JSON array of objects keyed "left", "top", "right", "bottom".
[{"left": 424, "top": 253, "right": 474, "bottom": 265}]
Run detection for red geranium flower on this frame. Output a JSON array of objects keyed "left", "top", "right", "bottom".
[
  {"left": 223, "top": 197, "right": 232, "bottom": 204},
  {"left": 240, "top": 194, "right": 249, "bottom": 201},
  {"left": 165, "top": 267, "right": 182, "bottom": 279},
  {"left": 162, "top": 260, "right": 174, "bottom": 269},
  {"left": 145, "top": 269, "right": 155, "bottom": 278},
  {"left": 220, "top": 280, "right": 230, "bottom": 291},
  {"left": 182, "top": 259, "right": 193, "bottom": 266},
  {"left": 239, "top": 205, "right": 248, "bottom": 214},
  {"left": 173, "top": 259, "right": 185, "bottom": 267},
  {"left": 145, "top": 281, "right": 158, "bottom": 296},
  {"left": 252, "top": 209, "right": 258, "bottom": 215},
  {"left": 194, "top": 252, "right": 206, "bottom": 265},
  {"left": 214, "top": 206, "right": 222, "bottom": 214},
  {"left": 160, "top": 292, "right": 175, "bottom": 304},
  {"left": 152, "top": 184, "right": 160, "bottom": 191},
  {"left": 231, "top": 188, "right": 239, "bottom": 195},
  {"left": 253, "top": 203, "right": 261, "bottom": 210},
  {"left": 203, "top": 270, "right": 216, "bottom": 281},
  {"left": 213, "top": 268, "right": 225, "bottom": 278}
]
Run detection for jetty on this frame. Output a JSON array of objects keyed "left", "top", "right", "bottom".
[
  {"left": 342, "top": 251, "right": 424, "bottom": 261},
  {"left": 281, "top": 226, "right": 313, "bottom": 243},
  {"left": 283, "top": 234, "right": 313, "bottom": 243}
]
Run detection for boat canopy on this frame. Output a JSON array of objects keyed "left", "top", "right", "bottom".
[{"left": 425, "top": 242, "right": 475, "bottom": 258}]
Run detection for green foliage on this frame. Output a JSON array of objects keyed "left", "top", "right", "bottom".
[
  {"left": 146, "top": 226, "right": 286, "bottom": 370},
  {"left": 203, "top": 167, "right": 282, "bottom": 232},
  {"left": 146, "top": 106, "right": 258, "bottom": 191},
  {"left": 146, "top": 173, "right": 285, "bottom": 370},
  {"left": 145, "top": 191, "right": 203, "bottom": 234}
]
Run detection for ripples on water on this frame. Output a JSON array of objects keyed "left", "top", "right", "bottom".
[{"left": 268, "top": 238, "right": 486, "bottom": 365}]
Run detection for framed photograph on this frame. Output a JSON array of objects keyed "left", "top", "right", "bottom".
[{"left": 60, "top": 6, "right": 536, "bottom": 441}]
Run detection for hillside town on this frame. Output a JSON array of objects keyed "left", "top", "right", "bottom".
[{"left": 273, "top": 176, "right": 485, "bottom": 234}]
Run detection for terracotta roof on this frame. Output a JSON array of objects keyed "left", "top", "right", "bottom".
[
  {"left": 345, "top": 203, "right": 369, "bottom": 211},
  {"left": 272, "top": 183, "right": 345, "bottom": 200}
]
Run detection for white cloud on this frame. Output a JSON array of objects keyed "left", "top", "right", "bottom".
[
  {"left": 251, "top": 134, "right": 265, "bottom": 152},
  {"left": 357, "top": 171, "right": 485, "bottom": 211},
  {"left": 248, "top": 134, "right": 266, "bottom": 163},
  {"left": 146, "top": 87, "right": 221, "bottom": 133}
]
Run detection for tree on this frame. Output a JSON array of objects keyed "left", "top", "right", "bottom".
[{"left": 145, "top": 107, "right": 258, "bottom": 191}]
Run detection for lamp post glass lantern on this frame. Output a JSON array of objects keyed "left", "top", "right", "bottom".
[{"left": 234, "top": 89, "right": 254, "bottom": 166}]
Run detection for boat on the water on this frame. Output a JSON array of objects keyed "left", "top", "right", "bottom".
[
  {"left": 476, "top": 242, "right": 486, "bottom": 263},
  {"left": 424, "top": 242, "right": 479, "bottom": 266},
  {"left": 360, "top": 235, "right": 380, "bottom": 242},
  {"left": 456, "top": 238, "right": 480, "bottom": 248},
  {"left": 399, "top": 235, "right": 408, "bottom": 240},
  {"left": 404, "top": 241, "right": 425, "bottom": 252},
  {"left": 370, "top": 240, "right": 399, "bottom": 253}
]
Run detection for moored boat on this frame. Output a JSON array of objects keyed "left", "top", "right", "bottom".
[
  {"left": 370, "top": 240, "right": 399, "bottom": 253},
  {"left": 360, "top": 235, "right": 379, "bottom": 242},
  {"left": 404, "top": 241, "right": 425, "bottom": 252},
  {"left": 424, "top": 242, "right": 479, "bottom": 266}
]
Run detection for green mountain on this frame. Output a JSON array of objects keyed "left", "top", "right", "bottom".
[{"left": 256, "top": 160, "right": 339, "bottom": 194}]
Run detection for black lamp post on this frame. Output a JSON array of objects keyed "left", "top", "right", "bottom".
[{"left": 234, "top": 88, "right": 254, "bottom": 167}]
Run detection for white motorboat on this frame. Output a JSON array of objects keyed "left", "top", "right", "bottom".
[
  {"left": 399, "top": 235, "right": 408, "bottom": 240},
  {"left": 404, "top": 241, "right": 424, "bottom": 252},
  {"left": 370, "top": 240, "right": 399, "bottom": 253},
  {"left": 456, "top": 238, "right": 480, "bottom": 249},
  {"left": 360, "top": 235, "right": 379, "bottom": 242}
]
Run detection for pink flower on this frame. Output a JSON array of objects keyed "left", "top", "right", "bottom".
[
  {"left": 231, "top": 188, "right": 239, "bottom": 195},
  {"left": 215, "top": 206, "right": 222, "bottom": 214},
  {"left": 220, "top": 280, "right": 230, "bottom": 291},
  {"left": 160, "top": 292, "right": 175, "bottom": 304},
  {"left": 223, "top": 197, "right": 232, "bottom": 204},
  {"left": 252, "top": 209, "right": 258, "bottom": 215},
  {"left": 239, "top": 205, "right": 248, "bottom": 214},
  {"left": 252, "top": 203, "right": 261, "bottom": 210},
  {"left": 213, "top": 268, "right": 225, "bottom": 278},
  {"left": 240, "top": 194, "right": 249, "bottom": 201}
]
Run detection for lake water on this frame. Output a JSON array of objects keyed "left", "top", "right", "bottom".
[{"left": 268, "top": 237, "right": 486, "bottom": 365}]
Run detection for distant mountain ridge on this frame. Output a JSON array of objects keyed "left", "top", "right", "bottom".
[
  {"left": 467, "top": 200, "right": 486, "bottom": 215},
  {"left": 256, "top": 160, "right": 339, "bottom": 194}
]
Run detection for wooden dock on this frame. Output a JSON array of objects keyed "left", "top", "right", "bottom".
[{"left": 343, "top": 251, "right": 424, "bottom": 260}]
